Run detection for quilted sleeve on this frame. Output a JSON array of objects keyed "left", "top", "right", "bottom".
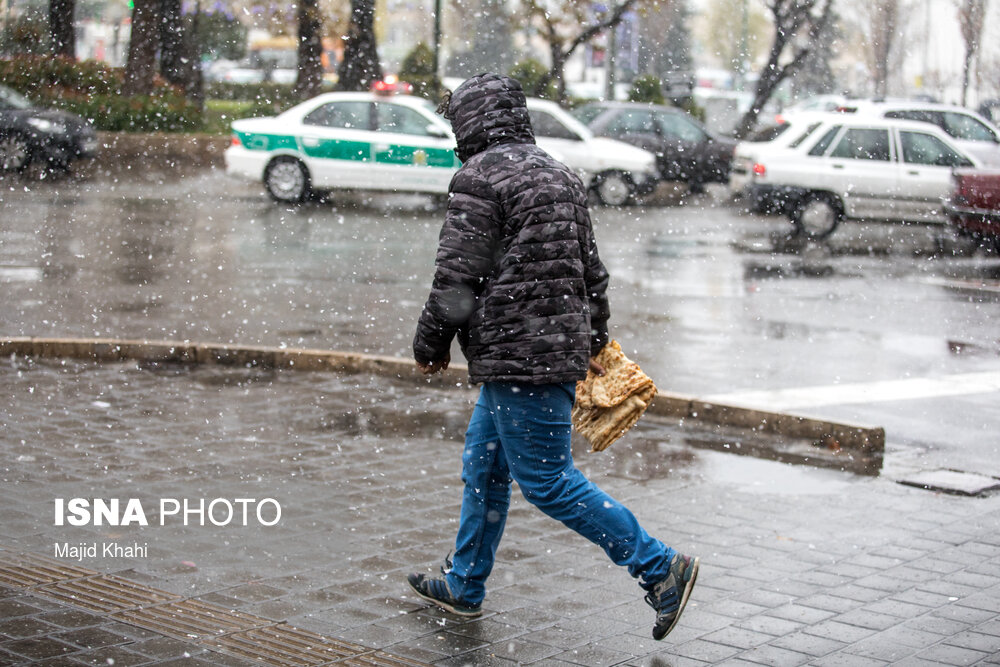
[
  {"left": 413, "top": 167, "right": 502, "bottom": 365},
  {"left": 579, "top": 206, "right": 610, "bottom": 357}
]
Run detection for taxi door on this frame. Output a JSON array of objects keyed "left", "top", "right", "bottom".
[
  {"left": 297, "top": 100, "right": 375, "bottom": 189},
  {"left": 370, "top": 102, "right": 458, "bottom": 194}
]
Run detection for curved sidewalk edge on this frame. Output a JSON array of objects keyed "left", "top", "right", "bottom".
[{"left": 1, "top": 336, "right": 885, "bottom": 472}]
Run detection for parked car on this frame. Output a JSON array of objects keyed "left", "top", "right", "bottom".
[
  {"left": 945, "top": 168, "right": 1000, "bottom": 252},
  {"left": 837, "top": 99, "right": 1000, "bottom": 166},
  {"left": 730, "top": 112, "right": 834, "bottom": 212},
  {"left": 572, "top": 101, "right": 736, "bottom": 191},
  {"left": 225, "top": 90, "right": 658, "bottom": 206},
  {"left": 525, "top": 98, "right": 658, "bottom": 205},
  {"left": 0, "top": 84, "right": 98, "bottom": 172},
  {"left": 730, "top": 115, "right": 981, "bottom": 238}
]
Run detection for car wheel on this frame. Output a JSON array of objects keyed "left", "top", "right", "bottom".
[
  {"left": 265, "top": 157, "right": 311, "bottom": 203},
  {"left": 593, "top": 171, "right": 633, "bottom": 206},
  {"left": 0, "top": 133, "right": 31, "bottom": 172},
  {"left": 793, "top": 192, "right": 842, "bottom": 239}
]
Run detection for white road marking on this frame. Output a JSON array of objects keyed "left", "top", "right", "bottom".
[{"left": 704, "top": 371, "right": 1000, "bottom": 411}]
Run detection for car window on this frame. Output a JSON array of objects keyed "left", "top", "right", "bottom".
[
  {"left": 747, "top": 124, "right": 789, "bottom": 142},
  {"left": 656, "top": 112, "right": 706, "bottom": 142},
  {"left": 808, "top": 125, "right": 841, "bottom": 156},
  {"left": 375, "top": 103, "right": 435, "bottom": 136},
  {"left": 829, "top": 128, "right": 891, "bottom": 161},
  {"left": 0, "top": 86, "right": 33, "bottom": 111},
  {"left": 607, "top": 110, "right": 657, "bottom": 135},
  {"left": 885, "top": 109, "right": 938, "bottom": 125},
  {"left": 900, "top": 131, "right": 975, "bottom": 167},
  {"left": 942, "top": 112, "right": 998, "bottom": 143},
  {"left": 529, "top": 110, "right": 582, "bottom": 140},
  {"left": 787, "top": 122, "right": 824, "bottom": 148},
  {"left": 572, "top": 105, "right": 605, "bottom": 125},
  {"left": 303, "top": 101, "right": 370, "bottom": 130}
]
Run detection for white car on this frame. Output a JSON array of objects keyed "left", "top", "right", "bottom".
[
  {"left": 525, "top": 98, "right": 658, "bottom": 205},
  {"left": 225, "top": 91, "right": 658, "bottom": 205},
  {"left": 734, "top": 115, "right": 981, "bottom": 238},
  {"left": 838, "top": 99, "right": 1000, "bottom": 166},
  {"left": 730, "top": 112, "right": 836, "bottom": 209}
]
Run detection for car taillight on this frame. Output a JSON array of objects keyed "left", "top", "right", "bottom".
[
  {"left": 752, "top": 162, "right": 766, "bottom": 176},
  {"left": 231, "top": 134, "right": 242, "bottom": 147}
]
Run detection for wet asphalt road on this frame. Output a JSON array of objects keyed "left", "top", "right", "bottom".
[{"left": 2, "top": 166, "right": 999, "bottom": 476}]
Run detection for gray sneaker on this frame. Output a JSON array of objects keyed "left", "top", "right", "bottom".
[
  {"left": 407, "top": 572, "right": 482, "bottom": 617},
  {"left": 646, "top": 554, "right": 699, "bottom": 640}
]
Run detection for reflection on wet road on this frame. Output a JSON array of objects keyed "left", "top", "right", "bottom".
[{"left": 2, "top": 169, "right": 999, "bottom": 474}]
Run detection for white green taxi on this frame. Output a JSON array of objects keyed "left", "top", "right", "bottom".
[{"left": 225, "top": 91, "right": 658, "bottom": 206}]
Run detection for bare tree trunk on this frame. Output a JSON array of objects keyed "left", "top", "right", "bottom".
[
  {"left": 338, "top": 0, "right": 382, "bottom": 91},
  {"left": 870, "top": 0, "right": 899, "bottom": 97},
  {"left": 294, "top": 0, "right": 324, "bottom": 100},
  {"left": 122, "top": 0, "right": 160, "bottom": 96},
  {"left": 159, "top": 0, "right": 185, "bottom": 87},
  {"left": 525, "top": 0, "right": 641, "bottom": 103},
  {"left": 734, "top": 0, "right": 833, "bottom": 138},
  {"left": 49, "top": 0, "right": 76, "bottom": 58},
  {"left": 958, "top": 0, "right": 986, "bottom": 106}
]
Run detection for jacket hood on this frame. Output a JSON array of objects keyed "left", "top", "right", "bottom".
[{"left": 445, "top": 73, "right": 535, "bottom": 162}]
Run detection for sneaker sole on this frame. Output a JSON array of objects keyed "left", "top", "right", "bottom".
[
  {"left": 407, "top": 578, "right": 483, "bottom": 617},
  {"left": 656, "top": 556, "right": 700, "bottom": 640}
]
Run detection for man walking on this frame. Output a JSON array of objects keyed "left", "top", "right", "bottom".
[{"left": 409, "top": 72, "right": 698, "bottom": 640}]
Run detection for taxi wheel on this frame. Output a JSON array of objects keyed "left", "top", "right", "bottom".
[
  {"left": 265, "top": 157, "right": 311, "bottom": 203},
  {"left": 593, "top": 171, "right": 633, "bottom": 207},
  {"left": 793, "top": 192, "right": 842, "bottom": 240}
]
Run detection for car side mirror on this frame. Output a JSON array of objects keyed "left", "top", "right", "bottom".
[{"left": 427, "top": 124, "right": 449, "bottom": 138}]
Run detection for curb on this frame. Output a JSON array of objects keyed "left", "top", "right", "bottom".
[{"left": 1, "top": 336, "right": 885, "bottom": 472}]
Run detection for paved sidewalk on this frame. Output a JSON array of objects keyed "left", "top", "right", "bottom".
[{"left": 2, "top": 358, "right": 1000, "bottom": 666}]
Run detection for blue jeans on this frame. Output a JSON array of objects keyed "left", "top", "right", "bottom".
[{"left": 445, "top": 381, "right": 676, "bottom": 605}]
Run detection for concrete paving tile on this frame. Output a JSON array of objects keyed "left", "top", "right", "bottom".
[
  {"left": 736, "top": 644, "right": 812, "bottom": 666},
  {"left": 548, "top": 643, "right": 635, "bottom": 666},
  {"left": 434, "top": 649, "right": 520, "bottom": 666},
  {"left": 834, "top": 607, "right": 904, "bottom": 631},
  {"left": 769, "top": 631, "right": 846, "bottom": 657},
  {"left": 943, "top": 629, "right": 1000, "bottom": 653},
  {"left": 670, "top": 638, "right": 742, "bottom": 663},
  {"left": 52, "top": 626, "right": 132, "bottom": 650},
  {"left": 698, "top": 626, "right": 773, "bottom": 650},
  {"left": 837, "top": 634, "right": 917, "bottom": 661},
  {"left": 699, "top": 599, "right": 769, "bottom": 620},
  {"left": 972, "top": 620, "right": 1000, "bottom": 642},
  {"left": 67, "top": 645, "right": 152, "bottom": 667},
  {"left": 2, "top": 636, "right": 79, "bottom": 661},
  {"left": 954, "top": 592, "right": 1000, "bottom": 614},
  {"left": 763, "top": 603, "right": 836, "bottom": 625},
  {"left": 808, "top": 652, "right": 887, "bottom": 666},
  {"left": 734, "top": 614, "right": 803, "bottom": 637},
  {"left": 519, "top": 625, "right": 590, "bottom": 651},
  {"left": 0, "top": 616, "right": 59, "bottom": 640},
  {"left": 801, "top": 619, "right": 879, "bottom": 643},
  {"left": 794, "top": 593, "right": 860, "bottom": 614},
  {"left": 489, "top": 637, "right": 565, "bottom": 663},
  {"left": 912, "top": 643, "right": 988, "bottom": 665},
  {"left": 933, "top": 604, "right": 999, "bottom": 626}
]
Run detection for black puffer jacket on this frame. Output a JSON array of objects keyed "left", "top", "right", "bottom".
[{"left": 413, "top": 73, "right": 610, "bottom": 384}]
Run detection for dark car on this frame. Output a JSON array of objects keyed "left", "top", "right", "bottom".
[
  {"left": 573, "top": 101, "right": 737, "bottom": 192},
  {"left": 0, "top": 84, "right": 98, "bottom": 171}
]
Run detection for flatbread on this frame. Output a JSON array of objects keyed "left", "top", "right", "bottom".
[{"left": 572, "top": 340, "right": 657, "bottom": 452}]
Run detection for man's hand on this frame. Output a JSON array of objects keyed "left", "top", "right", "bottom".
[
  {"left": 589, "top": 358, "right": 606, "bottom": 377},
  {"left": 417, "top": 353, "right": 451, "bottom": 376}
]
